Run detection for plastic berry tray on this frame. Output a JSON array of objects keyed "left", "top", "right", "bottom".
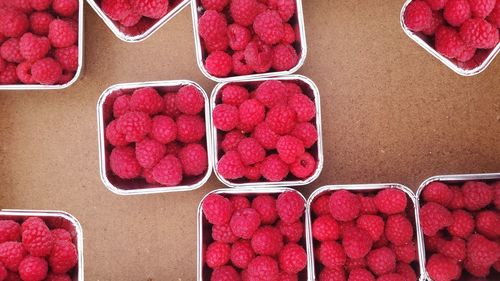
[
  {"left": 0, "top": 0, "right": 85, "bottom": 91},
  {"left": 197, "top": 187, "right": 310, "bottom": 281},
  {"left": 191, "top": 0, "right": 308, "bottom": 82},
  {"left": 305, "top": 184, "right": 424, "bottom": 281},
  {"left": 86, "top": 0, "right": 190, "bottom": 42},
  {"left": 209, "top": 75, "right": 324, "bottom": 188},
  {"left": 96, "top": 80, "right": 213, "bottom": 195},
  {"left": 415, "top": 172, "right": 500, "bottom": 281},
  {"left": 0, "top": 209, "right": 84, "bottom": 280},
  {"left": 400, "top": 0, "right": 500, "bottom": 76}
]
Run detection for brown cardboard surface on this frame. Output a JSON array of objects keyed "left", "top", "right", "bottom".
[{"left": 0, "top": 1, "right": 499, "bottom": 280}]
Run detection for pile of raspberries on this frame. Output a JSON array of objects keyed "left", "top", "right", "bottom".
[
  {"left": 105, "top": 85, "right": 209, "bottom": 187},
  {"left": 0, "top": 0, "right": 79, "bottom": 85},
  {"left": 419, "top": 181, "right": 500, "bottom": 281},
  {"left": 213, "top": 80, "right": 319, "bottom": 183},
  {"left": 201, "top": 191, "right": 307, "bottom": 281},
  {"left": 0, "top": 217, "right": 78, "bottom": 281},
  {"left": 404, "top": 0, "right": 500, "bottom": 67},
  {"left": 310, "top": 188, "right": 419, "bottom": 281},
  {"left": 197, "top": 0, "right": 301, "bottom": 77}
]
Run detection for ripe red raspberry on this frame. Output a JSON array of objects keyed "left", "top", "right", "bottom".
[
  {"left": 447, "top": 209, "right": 474, "bottom": 239},
  {"left": 266, "top": 105, "right": 297, "bottom": 135},
  {"left": 253, "top": 10, "right": 284, "bottom": 45},
  {"left": 130, "top": 0, "right": 168, "bottom": 19},
  {"left": 261, "top": 154, "right": 289, "bottom": 182},
  {"left": 230, "top": 208, "right": 261, "bottom": 239},
  {"left": 0, "top": 221, "right": 20, "bottom": 244},
  {"left": 212, "top": 224, "right": 237, "bottom": 244},
  {"left": 343, "top": 226, "right": 373, "bottom": 259},
  {"left": 218, "top": 150, "right": 246, "bottom": 180},
  {"left": 422, "top": 11, "right": 444, "bottom": 36},
  {"left": 48, "top": 240, "right": 77, "bottom": 274},
  {"left": 438, "top": 237, "right": 466, "bottom": 262},
  {"left": 272, "top": 0, "right": 296, "bottom": 21},
  {"left": 279, "top": 243, "right": 306, "bottom": 274},
  {"left": 238, "top": 99, "right": 265, "bottom": 131},
  {"left": 358, "top": 195, "right": 378, "bottom": 215},
  {"left": 312, "top": 215, "right": 340, "bottom": 242},
  {"left": 252, "top": 122, "right": 280, "bottom": 150},
  {"left": 460, "top": 18, "right": 499, "bottom": 49},
  {"left": 251, "top": 195, "right": 278, "bottom": 224},
  {"left": 345, "top": 258, "right": 366, "bottom": 272},
  {"left": 176, "top": 114, "right": 205, "bottom": 143},
  {"left": 130, "top": 87, "right": 163, "bottom": 115},
  {"left": 391, "top": 242, "right": 417, "bottom": 263},
  {"left": 228, "top": 24, "right": 251, "bottom": 51},
  {"left": 135, "top": 138, "right": 166, "bottom": 169},
  {"left": 311, "top": 195, "right": 330, "bottom": 216},
  {"left": 423, "top": 182, "right": 453, "bottom": 206},
  {"left": 199, "top": 10, "right": 227, "bottom": 42},
  {"left": 396, "top": 262, "right": 417, "bottom": 281},
  {"left": 205, "top": 51, "right": 233, "bottom": 77},
  {"left": 203, "top": 194, "right": 233, "bottom": 226},
  {"left": 425, "top": 233, "right": 444, "bottom": 253},
  {"left": 213, "top": 104, "right": 239, "bottom": 131},
  {"left": 0, "top": 9, "right": 29, "bottom": 38},
  {"left": 162, "top": 92, "right": 181, "bottom": 118},
  {"left": 244, "top": 39, "right": 273, "bottom": 73},
  {"left": 1, "top": 39, "right": 24, "bottom": 63},
  {"left": 290, "top": 152, "right": 316, "bottom": 179},
  {"left": 404, "top": 1, "right": 432, "bottom": 32},
  {"left": 282, "top": 23, "right": 296, "bottom": 44},
  {"left": 206, "top": 241, "right": 231, "bottom": 268},
  {"left": 0, "top": 242, "right": 26, "bottom": 271},
  {"left": 31, "top": 58, "right": 62, "bottom": 85},
  {"left": 348, "top": 268, "right": 375, "bottom": 281},
  {"left": 377, "top": 273, "right": 405, "bottom": 281},
  {"left": 318, "top": 241, "right": 346, "bottom": 268},
  {"left": 467, "top": 234, "right": 500, "bottom": 266},
  {"left": 276, "top": 191, "right": 304, "bottom": 223},
  {"left": 488, "top": 0, "right": 500, "bottom": 27},
  {"left": 251, "top": 226, "right": 283, "bottom": 256},
  {"left": 464, "top": 257, "right": 489, "bottom": 277},
  {"left": 444, "top": 0, "right": 471, "bottom": 26},
  {"left": 179, "top": 143, "right": 207, "bottom": 176},
  {"left": 204, "top": 34, "right": 229, "bottom": 54},
  {"left": 247, "top": 256, "right": 279, "bottom": 280},
  {"left": 116, "top": 111, "right": 151, "bottom": 142},
  {"left": 420, "top": 202, "right": 452, "bottom": 236},
  {"left": 53, "top": 0, "right": 78, "bottom": 17},
  {"left": 29, "top": 12, "right": 53, "bottom": 36},
  {"left": 232, "top": 51, "right": 253, "bottom": 75},
  {"left": 245, "top": 163, "right": 262, "bottom": 181},
  {"left": 448, "top": 186, "right": 465, "bottom": 209},
  {"left": 462, "top": 181, "right": 493, "bottom": 211},
  {"left": 329, "top": 190, "right": 360, "bottom": 222},
  {"left": 277, "top": 220, "right": 303, "bottom": 243},
  {"left": 119, "top": 12, "right": 141, "bottom": 27},
  {"left": 469, "top": 0, "right": 496, "bottom": 18},
  {"left": 112, "top": 93, "right": 130, "bottom": 118},
  {"left": 221, "top": 85, "right": 249, "bottom": 106},
  {"left": 101, "top": 0, "right": 132, "bottom": 21},
  {"left": 54, "top": 45, "right": 78, "bottom": 72},
  {"left": 230, "top": 240, "right": 254, "bottom": 269},
  {"left": 276, "top": 135, "right": 305, "bottom": 164},
  {"left": 278, "top": 272, "right": 298, "bottom": 281},
  {"left": 51, "top": 229, "right": 71, "bottom": 242},
  {"left": 18, "top": 256, "right": 47, "bottom": 281},
  {"left": 48, "top": 20, "right": 78, "bottom": 48},
  {"left": 109, "top": 146, "right": 142, "bottom": 179},
  {"left": 0, "top": 63, "right": 19, "bottom": 85},
  {"left": 4, "top": 271, "right": 19, "bottom": 281},
  {"left": 19, "top": 33, "right": 50, "bottom": 62},
  {"left": 476, "top": 210, "right": 500, "bottom": 239},
  {"left": 230, "top": 0, "right": 259, "bottom": 26},
  {"left": 21, "top": 217, "right": 54, "bottom": 257},
  {"left": 366, "top": 247, "right": 396, "bottom": 276},
  {"left": 291, "top": 122, "right": 317, "bottom": 149},
  {"left": 211, "top": 265, "right": 239, "bottom": 281},
  {"left": 424, "top": 0, "right": 446, "bottom": 10},
  {"left": 272, "top": 44, "right": 298, "bottom": 71},
  {"left": 0, "top": 57, "right": 5, "bottom": 73},
  {"left": 319, "top": 267, "right": 346, "bottom": 281},
  {"left": 288, "top": 93, "right": 316, "bottom": 123},
  {"left": 221, "top": 130, "right": 244, "bottom": 152},
  {"left": 385, "top": 214, "right": 413, "bottom": 246},
  {"left": 30, "top": 0, "right": 52, "bottom": 11},
  {"left": 201, "top": 0, "right": 229, "bottom": 11},
  {"left": 374, "top": 189, "right": 407, "bottom": 215},
  {"left": 435, "top": 26, "right": 466, "bottom": 59},
  {"left": 426, "top": 254, "right": 461, "bottom": 281},
  {"left": 176, "top": 85, "right": 204, "bottom": 115},
  {"left": 255, "top": 80, "right": 287, "bottom": 108},
  {"left": 356, "top": 215, "right": 384, "bottom": 242},
  {"left": 150, "top": 116, "right": 176, "bottom": 144},
  {"left": 45, "top": 273, "right": 71, "bottom": 281},
  {"left": 152, "top": 155, "right": 183, "bottom": 186}
]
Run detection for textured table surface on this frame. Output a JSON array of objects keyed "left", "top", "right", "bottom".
[{"left": 0, "top": 1, "right": 499, "bottom": 280}]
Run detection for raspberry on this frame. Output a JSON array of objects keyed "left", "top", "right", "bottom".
[
  {"left": 424, "top": 0, "right": 446, "bottom": 10},
  {"left": 469, "top": 0, "right": 496, "bottom": 18},
  {"left": 228, "top": 196, "right": 249, "bottom": 212},
  {"left": 277, "top": 220, "right": 303, "bottom": 243},
  {"left": 238, "top": 99, "right": 265, "bottom": 131},
  {"left": 53, "top": 0, "right": 78, "bottom": 17},
  {"left": 3, "top": 271, "right": 16, "bottom": 281},
  {"left": 266, "top": 105, "right": 297, "bottom": 135},
  {"left": 45, "top": 273, "right": 71, "bottom": 281},
  {"left": 356, "top": 215, "right": 384, "bottom": 242},
  {"left": 358, "top": 195, "right": 378, "bottom": 215},
  {"left": 116, "top": 111, "right": 151, "bottom": 142},
  {"left": 343, "top": 226, "right": 373, "bottom": 259},
  {"left": 272, "top": 44, "right": 298, "bottom": 71},
  {"left": 391, "top": 242, "right": 416, "bottom": 263},
  {"left": 374, "top": 189, "right": 407, "bottom": 215},
  {"left": 0, "top": 57, "right": 4, "bottom": 72},
  {"left": 444, "top": 0, "right": 471, "bottom": 26},
  {"left": 253, "top": 10, "right": 284, "bottom": 45},
  {"left": 446, "top": 210, "right": 474, "bottom": 239},
  {"left": 251, "top": 226, "right": 283, "bottom": 255},
  {"left": 319, "top": 267, "right": 346, "bottom": 281},
  {"left": 476, "top": 210, "right": 500, "bottom": 239},
  {"left": 251, "top": 195, "right": 278, "bottom": 224},
  {"left": 31, "top": 58, "right": 62, "bottom": 85},
  {"left": 329, "top": 190, "right": 361, "bottom": 222},
  {"left": 467, "top": 234, "right": 500, "bottom": 266},
  {"left": 404, "top": 1, "right": 432, "bottom": 32},
  {"left": 51, "top": 229, "right": 71, "bottom": 242},
  {"left": 30, "top": 0, "right": 52, "bottom": 11},
  {"left": 422, "top": 11, "right": 444, "bottom": 36},
  {"left": 16, "top": 62, "right": 36, "bottom": 83},
  {"left": 230, "top": 0, "right": 259, "bottom": 26},
  {"left": 435, "top": 26, "right": 465, "bottom": 59},
  {"left": 112, "top": 94, "right": 130, "bottom": 118},
  {"left": 385, "top": 214, "right": 413, "bottom": 246},
  {"left": 0, "top": 9, "right": 29, "bottom": 38},
  {"left": 19, "top": 33, "right": 50, "bottom": 62},
  {"left": 366, "top": 247, "right": 396, "bottom": 276},
  {"left": 438, "top": 237, "right": 466, "bottom": 262},
  {"left": 130, "top": 0, "right": 168, "bottom": 19},
  {"left": 213, "top": 104, "right": 239, "bottom": 132},
  {"left": 221, "top": 130, "right": 244, "bottom": 153},
  {"left": 48, "top": 20, "right": 77, "bottom": 48},
  {"left": 318, "top": 241, "right": 346, "bottom": 268},
  {"left": 232, "top": 51, "right": 253, "bottom": 75},
  {"left": 420, "top": 202, "right": 453, "bottom": 236},
  {"left": 448, "top": 186, "right": 465, "bottom": 209},
  {"left": 423, "top": 182, "right": 453, "bottom": 206},
  {"left": 230, "top": 240, "right": 254, "bottom": 269},
  {"left": 218, "top": 150, "right": 246, "bottom": 180},
  {"left": 1, "top": 39, "right": 24, "bottom": 63},
  {"left": 211, "top": 265, "right": 239, "bottom": 281},
  {"left": 460, "top": 18, "right": 499, "bottom": 49},
  {"left": 278, "top": 243, "right": 306, "bottom": 274},
  {"left": 228, "top": 24, "right": 251, "bottom": 51},
  {"left": 252, "top": 122, "right": 280, "bottom": 150},
  {"left": 21, "top": 218, "right": 53, "bottom": 257},
  {"left": 312, "top": 195, "right": 330, "bottom": 216},
  {"left": 0, "top": 221, "right": 20, "bottom": 244},
  {"left": 261, "top": 154, "right": 289, "bottom": 182},
  {"left": 457, "top": 45, "right": 477, "bottom": 62},
  {"left": 151, "top": 155, "right": 183, "bottom": 186},
  {"left": 230, "top": 208, "right": 261, "bottom": 239},
  {"left": 395, "top": 262, "right": 417, "bottom": 281},
  {"left": 282, "top": 23, "right": 296, "bottom": 44},
  {"left": 29, "top": 12, "right": 53, "bottom": 36},
  {"left": 279, "top": 272, "right": 298, "bottom": 281},
  {"left": 176, "top": 85, "right": 204, "bottom": 115},
  {"left": 244, "top": 39, "right": 273, "bottom": 73},
  {"left": 288, "top": 93, "right": 316, "bottom": 123},
  {"left": 276, "top": 191, "right": 304, "bottom": 223},
  {"left": 48, "top": 240, "right": 77, "bottom": 274},
  {"left": 199, "top": 10, "right": 227, "bottom": 42},
  {"left": 119, "top": 12, "right": 141, "bottom": 27},
  {"left": 245, "top": 163, "right": 262, "bottom": 181},
  {"left": 464, "top": 257, "right": 489, "bottom": 277},
  {"left": 151, "top": 115, "right": 176, "bottom": 144},
  {"left": 0, "top": 242, "right": 25, "bottom": 271},
  {"left": 109, "top": 146, "right": 142, "bottom": 179},
  {"left": 205, "top": 51, "right": 233, "bottom": 77},
  {"left": 164, "top": 139, "right": 181, "bottom": 155},
  {"left": 142, "top": 168, "right": 156, "bottom": 184},
  {"left": 130, "top": 87, "right": 163, "bottom": 115},
  {"left": 0, "top": 63, "right": 19, "bottom": 84},
  {"left": 376, "top": 273, "right": 404, "bottom": 281},
  {"left": 312, "top": 215, "right": 340, "bottom": 241},
  {"left": 179, "top": 143, "right": 207, "bottom": 176},
  {"left": 162, "top": 92, "right": 181, "bottom": 118},
  {"left": 18, "top": 256, "right": 47, "bottom": 281},
  {"left": 276, "top": 135, "right": 305, "bottom": 164},
  {"left": 206, "top": 241, "right": 231, "bottom": 268},
  {"left": 101, "top": 0, "right": 132, "bottom": 21},
  {"left": 273, "top": 0, "right": 295, "bottom": 21},
  {"left": 425, "top": 233, "right": 444, "bottom": 253},
  {"left": 221, "top": 85, "right": 249, "bottom": 106},
  {"left": 290, "top": 152, "right": 316, "bottom": 179},
  {"left": 462, "top": 181, "right": 493, "bottom": 211},
  {"left": 176, "top": 114, "right": 205, "bottom": 143},
  {"left": 348, "top": 268, "right": 375, "bottom": 281},
  {"left": 203, "top": 194, "right": 233, "bottom": 226},
  {"left": 201, "top": 0, "right": 229, "bottom": 11},
  {"left": 247, "top": 256, "right": 279, "bottom": 280},
  {"left": 345, "top": 258, "right": 366, "bottom": 272},
  {"left": 135, "top": 138, "right": 166, "bottom": 169},
  {"left": 54, "top": 45, "right": 78, "bottom": 72},
  {"left": 426, "top": 254, "right": 461, "bottom": 281},
  {"left": 255, "top": 80, "right": 287, "bottom": 108},
  {"left": 488, "top": 1, "right": 500, "bottom": 27},
  {"left": 212, "top": 224, "right": 237, "bottom": 244}
]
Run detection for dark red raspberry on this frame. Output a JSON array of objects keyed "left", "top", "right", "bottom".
[
  {"left": 176, "top": 85, "right": 204, "bottom": 115},
  {"left": 425, "top": 233, "right": 444, "bottom": 253},
  {"left": 0, "top": 63, "right": 19, "bottom": 85},
  {"left": 279, "top": 243, "right": 306, "bottom": 274},
  {"left": 319, "top": 267, "right": 346, "bottom": 281},
  {"left": 420, "top": 202, "right": 452, "bottom": 236},
  {"left": 348, "top": 268, "right": 375, "bottom": 281},
  {"left": 230, "top": 208, "right": 261, "bottom": 239},
  {"left": 255, "top": 80, "right": 287, "bottom": 108},
  {"left": 312, "top": 215, "right": 340, "bottom": 241},
  {"left": 45, "top": 273, "right": 71, "bottom": 281},
  {"left": 48, "top": 19, "right": 78, "bottom": 48},
  {"left": 277, "top": 220, "right": 303, "bottom": 243},
  {"left": 201, "top": 0, "right": 229, "bottom": 11},
  {"left": 0, "top": 242, "right": 26, "bottom": 271},
  {"left": 245, "top": 163, "right": 262, "bottom": 181},
  {"left": 163, "top": 92, "right": 181, "bottom": 118},
  {"left": 252, "top": 122, "right": 280, "bottom": 150},
  {"left": 19, "top": 33, "right": 50, "bottom": 62},
  {"left": 53, "top": 0, "right": 78, "bottom": 17},
  {"left": 476, "top": 210, "right": 500, "bottom": 239},
  {"left": 318, "top": 241, "right": 346, "bottom": 268},
  {"left": 29, "top": 12, "right": 53, "bottom": 36},
  {"left": 404, "top": 0, "right": 432, "bottom": 32},
  {"left": 130, "top": 87, "right": 163, "bottom": 115},
  {"left": 343, "top": 226, "right": 373, "bottom": 259},
  {"left": 218, "top": 150, "right": 246, "bottom": 180},
  {"left": 312, "top": 195, "right": 330, "bottom": 216},
  {"left": 130, "top": 0, "right": 168, "bottom": 19},
  {"left": 356, "top": 214, "right": 384, "bottom": 241},
  {"left": 374, "top": 189, "right": 407, "bottom": 215},
  {"left": 238, "top": 99, "right": 265, "bottom": 131},
  {"left": 0, "top": 221, "right": 20, "bottom": 244},
  {"left": 110, "top": 146, "right": 142, "bottom": 179},
  {"left": 228, "top": 24, "right": 251, "bottom": 51},
  {"left": 447, "top": 210, "right": 474, "bottom": 239},
  {"left": 49, "top": 240, "right": 77, "bottom": 274},
  {"left": 202, "top": 194, "right": 233, "bottom": 226},
  {"left": 247, "top": 256, "right": 279, "bottom": 280},
  {"left": 206, "top": 241, "right": 231, "bottom": 268},
  {"left": 251, "top": 195, "right": 278, "bottom": 224},
  {"left": 329, "top": 190, "right": 360, "bottom": 222},
  {"left": 282, "top": 23, "right": 296, "bottom": 44},
  {"left": 366, "top": 247, "right": 396, "bottom": 276},
  {"left": 230, "top": 240, "right": 254, "bottom": 269},
  {"left": 469, "top": 0, "right": 496, "bottom": 18},
  {"left": 488, "top": 0, "right": 500, "bottom": 27},
  {"left": 460, "top": 18, "right": 499, "bottom": 49},
  {"left": 31, "top": 58, "right": 62, "bottom": 85},
  {"left": 152, "top": 155, "right": 183, "bottom": 186},
  {"left": 462, "top": 181, "right": 493, "bottom": 211},
  {"left": 21, "top": 217, "right": 54, "bottom": 257},
  {"left": 251, "top": 226, "right": 283, "bottom": 256},
  {"left": 0, "top": 9, "right": 29, "bottom": 38},
  {"left": 358, "top": 195, "right": 378, "bottom": 215},
  {"left": 244, "top": 39, "right": 273, "bottom": 73},
  {"left": 165, "top": 142, "right": 180, "bottom": 156},
  {"left": 221, "top": 130, "right": 244, "bottom": 152},
  {"left": 391, "top": 242, "right": 416, "bottom": 263},
  {"left": 179, "top": 143, "right": 207, "bottom": 176},
  {"left": 423, "top": 182, "right": 453, "bottom": 206},
  {"left": 253, "top": 10, "right": 284, "bottom": 45},
  {"left": 17, "top": 62, "right": 35, "bottom": 84},
  {"left": 290, "top": 152, "right": 316, "bottom": 179},
  {"left": 288, "top": 93, "right": 316, "bottom": 123},
  {"left": 151, "top": 115, "right": 176, "bottom": 144},
  {"left": 261, "top": 154, "right": 289, "bottom": 181},
  {"left": 116, "top": 111, "right": 151, "bottom": 142},
  {"left": 266, "top": 105, "right": 297, "bottom": 135},
  {"left": 213, "top": 104, "right": 239, "bottom": 131},
  {"left": 221, "top": 85, "right": 249, "bottom": 106},
  {"left": 467, "top": 234, "right": 500, "bottom": 266},
  {"left": 276, "top": 135, "right": 305, "bottom": 164},
  {"left": 54, "top": 45, "right": 78, "bottom": 72},
  {"left": 1, "top": 39, "right": 24, "bottom": 63},
  {"left": 211, "top": 265, "right": 239, "bottom": 281},
  {"left": 176, "top": 114, "right": 205, "bottom": 143},
  {"left": 212, "top": 224, "right": 237, "bottom": 244},
  {"left": 51, "top": 229, "right": 72, "bottom": 242},
  {"left": 230, "top": 0, "right": 259, "bottom": 26},
  {"left": 135, "top": 138, "right": 166, "bottom": 169},
  {"left": 448, "top": 186, "right": 465, "bottom": 209},
  {"left": 205, "top": 51, "right": 233, "bottom": 77},
  {"left": 438, "top": 237, "right": 466, "bottom": 262},
  {"left": 272, "top": 44, "right": 298, "bottom": 71},
  {"left": 18, "top": 256, "right": 47, "bottom": 281},
  {"left": 232, "top": 51, "right": 253, "bottom": 75},
  {"left": 385, "top": 214, "right": 413, "bottom": 246},
  {"left": 199, "top": 10, "right": 227, "bottom": 42},
  {"left": 422, "top": 11, "right": 444, "bottom": 36},
  {"left": 101, "top": 0, "right": 132, "bottom": 21},
  {"left": 426, "top": 254, "right": 461, "bottom": 281},
  {"left": 276, "top": 191, "right": 304, "bottom": 223},
  {"left": 444, "top": 0, "right": 471, "bottom": 27}
]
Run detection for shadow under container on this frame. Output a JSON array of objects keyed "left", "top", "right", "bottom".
[
  {"left": 306, "top": 184, "right": 424, "bottom": 281},
  {"left": 210, "top": 75, "right": 323, "bottom": 188},
  {"left": 400, "top": 0, "right": 500, "bottom": 76},
  {"left": 0, "top": 209, "right": 84, "bottom": 280},
  {"left": 415, "top": 172, "right": 500, "bottom": 281},
  {"left": 197, "top": 187, "right": 310, "bottom": 280},
  {"left": 97, "top": 80, "right": 212, "bottom": 195}
]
